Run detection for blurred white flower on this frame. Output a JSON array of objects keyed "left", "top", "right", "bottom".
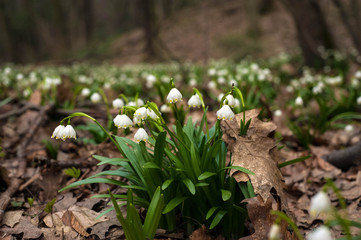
[
  {"left": 81, "top": 88, "right": 90, "bottom": 97},
  {"left": 307, "top": 226, "right": 333, "bottom": 240},
  {"left": 345, "top": 124, "right": 354, "bottom": 132},
  {"left": 208, "top": 68, "right": 216, "bottom": 76},
  {"left": 189, "top": 78, "right": 197, "bottom": 87},
  {"left": 309, "top": 191, "right": 331, "bottom": 217},
  {"left": 216, "top": 105, "right": 235, "bottom": 121},
  {"left": 268, "top": 224, "right": 281, "bottom": 240},
  {"left": 295, "top": 96, "right": 303, "bottom": 106},
  {"left": 146, "top": 74, "right": 156, "bottom": 88},
  {"left": 274, "top": 110, "right": 282, "bottom": 117},
  {"left": 90, "top": 92, "right": 101, "bottom": 103},
  {"left": 56, "top": 125, "right": 76, "bottom": 141},
  {"left": 134, "top": 107, "right": 148, "bottom": 120},
  {"left": 114, "top": 114, "right": 133, "bottom": 129},
  {"left": 112, "top": 98, "right": 124, "bottom": 109},
  {"left": 16, "top": 73, "right": 24, "bottom": 80},
  {"left": 134, "top": 128, "right": 149, "bottom": 142},
  {"left": 147, "top": 109, "right": 159, "bottom": 120},
  {"left": 217, "top": 76, "right": 226, "bottom": 84},
  {"left": 223, "top": 95, "right": 237, "bottom": 108},
  {"left": 167, "top": 88, "right": 182, "bottom": 103},
  {"left": 160, "top": 104, "right": 171, "bottom": 113},
  {"left": 355, "top": 70, "right": 361, "bottom": 79},
  {"left": 357, "top": 96, "right": 361, "bottom": 105},
  {"left": 188, "top": 94, "right": 202, "bottom": 108},
  {"left": 133, "top": 117, "right": 142, "bottom": 125},
  {"left": 207, "top": 81, "right": 217, "bottom": 89}
]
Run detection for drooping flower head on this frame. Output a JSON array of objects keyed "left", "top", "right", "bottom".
[
  {"left": 147, "top": 109, "right": 159, "bottom": 120},
  {"left": 307, "top": 225, "right": 333, "bottom": 240},
  {"left": 90, "top": 92, "right": 101, "bottom": 103},
  {"left": 309, "top": 191, "right": 331, "bottom": 217},
  {"left": 112, "top": 98, "right": 124, "bottom": 109},
  {"left": 51, "top": 125, "right": 65, "bottom": 140},
  {"left": 134, "top": 107, "right": 148, "bottom": 120},
  {"left": 167, "top": 88, "right": 182, "bottom": 103},
  {"left": 223, "top": 95, "right": 236, "bottom": 108},
  {"left": 268, "top": 223, "right": 281, "bottom": 240},
  {"left": 188, "top": 94, "right": 202, "bottom": 108},
  {"left": 81, "top": 88, "right": 90, "bottom": 97},
  {"left": 216, "top": 105, "right": 235, "bottom": 121},
  {"left": 60, "top": 125, "right": 77, "bottom": 141},
  {"left": 295, "top": 96, "right": 303, "bottom": 106},
  {"left": 114, "top": 114, "right": 133, "bottom": 129},
  {"left": 134, "top": 128, "right": 149, "bottom": 143}
]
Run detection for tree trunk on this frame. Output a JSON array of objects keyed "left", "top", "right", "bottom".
[{"left": 283, "top": 0, "right": 336, "bottom": 68}]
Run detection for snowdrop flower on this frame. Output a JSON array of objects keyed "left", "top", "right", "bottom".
[
  {"left": 112, "top": 98, "right": 124, "bottom": 109},
  {"left": 217, "top": 76, "right": 226, "bottom": 85},
  {"left": 208, "top": 68, "right": 216, "bottom": 76},
  {"left": 61, "top": 125, "right": 77, "bottom": 141},
  {"left": 90, "top": 92, "right": 101, "bottom": 103},
  {"left": 295, "top": 96, "right": 303, "bottom": 106},
  {"left": 147, "top": 109, "right": 159, "bottom": 120},
  {"left": 167, "top": 88, "right": 182, "bottom": 103},
  {"left": 189, "top": 78, "right": 197, "bottom": 87},
  {"left": 223, "top": 95, "right": 236, "bottom": 107},
  {"left": 357, "top": 96, "right": 361, "bottom": 105},
  {"left": 229, "top": 79, "right": 237, "bottom": 86},
  {"left": 128, "top": 98, "right": 145, "bottom": 107},
  {"left": 81, "top": 88, "right": 90, "bottom": 97},
  {"left": 345, "top": 124, "right": 354, "bottom": 132},
  {"left": 207, "top": 81, "right": 217, "bottom": 89},
  {"left": 268, "top": 224, "right": 281, "bottom": 240},
  {"left": 307, "top": 225, "right": 333, "bottom": 240},
  {"left": 134, "top": 128, "right": 149, "bottom": 142},
  {"left": 133, "top": 117, "right": 142, "bottom": 125},
  {"left": 309, "top": 191, "right": 331, "bottom": 217},
  {"left": 16, "top": 73, "right": 24, "bottom": 80},
  {"left": 146, "top": 74, "right": 156, "bottom": 88},
  {"left": 134, "top": 107, "right": 148, "bottom": 120},
  {"left": 216, "top": 105, "right": 235, "bottom": 121},
  {"left": 234, "top": 98, "right": 241, "bottom": 108},
  {"left": 286, "top": 85, "right": 294, "bottom": 93},
  {"left": 188, "top": 94, "right": 202, "bottom": 108},
  {"left": 217, "top": 93, "right": 224, "bottom": 102},
  {"left": 274, "top": 109, "right": 282, "bottom": 117},
  {"left": 23, "top": 89, "right": 31, "bottom": 98},
  {"left": 51, "top": 125, "right": 65, "bottom": 140},
  {"left": 114, "top": 114, "right": 133, "bottom": 129},
  {"left": 4, "top": 67, "right": 11, "bottom": 75},
  {"left": 160, "top": 104, "right": 171, "bottom": 113},
  {"left": 355, "top": 70, "right": 361, "bottom": 79}
]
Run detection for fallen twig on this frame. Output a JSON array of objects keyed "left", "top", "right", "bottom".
[
  {"left": 0, "top": 103, "right": 42, "bottom": 121},
  {"left": 322, "top": 141, "right": 361, "bottom": 170}
]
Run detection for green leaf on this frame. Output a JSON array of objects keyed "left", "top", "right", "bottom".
[
  {"left": 143, "top": 162, "right": 161, "bottom": 169},
  {"left": 206, "top": 207, "right": 218, "bottom": 220},
  {"left": 210, "top": 210, "right": 227, "bottom": 229},
  {"left": 198, "top": 172, "right": 216, "bottom": 181},
  {"left": 154, "top": 131, "right": 167, "bottom": 167},
  {"left": 143, "top": 187, "right": 164, "bottom": 239},
  {"left": 162, "top": 179, "right": 174, "bottom": 190},
  {"left": 223, "top": 166, "right": 255, "bottom": 175},
  {"left": 182, "top": 178, "right": 196, "bottom": 195},
  {"left": 278, "top": 155, "right": 311, "bottom": 168},
  {"left": 10, "top": 200, "right": 24, "bottom": 208},
  {"left": 195, "top": 183, "right": 209, "bottom": 187},
  {"left": 64, "top": 167, "right": 81, "bottom": 179},
  {"left": 162, "top": 197, "right": 188, "bottom": 214},
  {"left": 221, "top": 189, "right": 232, "bottom": 201},
  {"left": 59, "top": 178, "right": 126, "bottom": 192},
  {"left": 44, "top": 198, "right": 57, "bottom": 213}
]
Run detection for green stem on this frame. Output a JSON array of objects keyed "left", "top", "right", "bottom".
[{"left": 271, "top": 210, "right": 304, "bottom": 240}]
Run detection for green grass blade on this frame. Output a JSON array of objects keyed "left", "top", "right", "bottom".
[{"left": 162, "top": 197, "right": 188, "bottom": 214}]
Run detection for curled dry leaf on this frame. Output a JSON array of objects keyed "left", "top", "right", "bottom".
[
  {"left": 1, "top": 210, "right": 23, "bottom": 228},
  {"left": 221, "top": 109, "right": 287, "bottom": 210},
  {"left": 240, "top": 196, "right": 297, "bottom": 240}
]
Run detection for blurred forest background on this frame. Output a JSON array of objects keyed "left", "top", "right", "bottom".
[{"left": 0, "top": 0, "right": 361, "bottom": 68}]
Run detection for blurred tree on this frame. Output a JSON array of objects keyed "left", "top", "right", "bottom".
[{"left": 282, "top": 0, "right": 336, "bottom": 68}]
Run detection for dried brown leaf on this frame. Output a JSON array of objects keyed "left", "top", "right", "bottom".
[
  {"left": 221, "top": 109, "right": 287, "bottom": 209},
  {"left": 240, "top": 196, "right": 297, "bottom": 240},
  {"left": 62, "top": 210, "right": 89, "bottom": 237},
  {"left": 1, "top": 210, "right": 23, "bottom": 228},
  {"left": 0, "top": 216, "right": 42, "bottom": 239}
]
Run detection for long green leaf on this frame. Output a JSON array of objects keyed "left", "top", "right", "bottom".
[
  {"left": 162, "top": 179, "right": 174, "bottom": 190},
  {"left": 162, "top": 197, "right": 188, "bottom": 214},
  {"left": 143, "top": 187, "right": 164, "bottom": 239},
  {"left": 198, "top": 172, "right": 216, "bottom": 181},
  {"left": 206, "top": 207, "right": 218, "bottom": 220},
  {"left": 278, "top": 155, "right": 311, "bottom": 168},
  {"left": 154, "top": 131, "right": 167, "bottom": 167},
  {"left": 182, "top": 178, "right": 196, "bottom": 195},
  {"left": 221, "top": 189, "right": 232, "bottom": 201},
  {"left": 223, "top": 166, "right": 255, "bottom": 175},
  {"left": 210, "top": 210, "right": 227, "bottom": 229},
  {"left": 59, "top": 178, "right": 126, "bottom": 192}
]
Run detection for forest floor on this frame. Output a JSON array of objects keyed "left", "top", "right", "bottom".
[{"left": 0, "top": 95, "right": 360, "bottom": 239}]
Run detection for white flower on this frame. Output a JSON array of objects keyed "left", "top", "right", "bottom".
[
  {"left": 114, "top": 114, "right": 133, "bottom": 129},
  {"left": 189, "top": 79, "right": 197, "bottom": 87},
  {"left": 216, "top": 105, "right": 235, "bottom": 121},
  {"left": 112, "top": 98, "right": 124, "bottom": 109},
  {"left": 345, "top": 124, "right": 354, "bottom": 132},
  {"left": 217, "top": 76, "right": 226, "bottom": 84},
  {"left": 234, "top": 99, "right": 241, "bottom": 108},
  {"left": 160, "top": 104, "right": 171, "bottom": 113},
  {"left": 133, "top": 117, "right": 142, "bottom": 125},
  {"left": 223, "top": 95, "right": 236, "bottom": 107},
  {"left": 309, "top": 191, "right": 331, "bottom": 217},
  {"left": 134, "top": 107, "right": 148, "bottom": 120},
  {"left": 307, "top": 226, "right": 333, "bottom": 240},
  {"left": 61, "top": 125, "right": 77, "bottom": 141},
  {"left": 51, "top": 125, "right": 65, "bottom": 140},
  {"left": 208, "top": 68, "right": 216, "bottom": 76},
  {"left": 134, "top": 128, "right": 149, "bottom": 142},
  {"left": 90, "top": 92, "right": 101, "bottom": 103},
  {"left": 167, "top": 88, "right": 182, "bottom": 103},
  {"left": 147, "top": 109, "right": 159, "bottom": 120},
  {"left": 81, "top": 88, "right": 90, "bottom": 97},
  {"left": 217, "top": 93, "right": 225, "bottom": 102},
  {"left": 355, "top": 70, "right": 361, "bottom": 79},
  {"left": 274, "top": 110, "right": 282, "bottom": 117},
  {"left": 146, "top": 74, "right": 156, "bottom": 88},
  {"left": 208, "top": 81, "right": 217, "bottom": 89},
  {"left": 295, "top": 96, "right": 303, "bottom": 106},
  {"left": 188, "top": 94, "right": 202, "bottom": 108},
  {"left": 268, "top": 224, "right": 281, "bottom": 240},
  {"left": 357, "top": 96, "right": 361, "bottom": 105},
  {"left": 16, "top": 73, "right": 24, "bottom": 80}
]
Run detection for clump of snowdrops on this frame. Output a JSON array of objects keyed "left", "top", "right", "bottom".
[{"left": 54, "top": 82, "right": 254, "bottom": 239}]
